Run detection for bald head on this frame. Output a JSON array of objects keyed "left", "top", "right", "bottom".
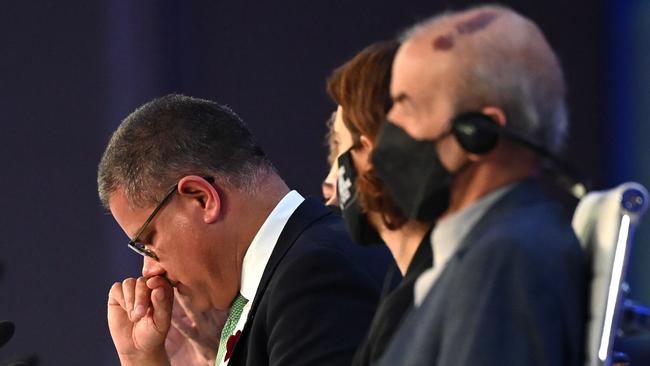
[{"left": 394, "top": 5, "right": 567, "bottom": 154}]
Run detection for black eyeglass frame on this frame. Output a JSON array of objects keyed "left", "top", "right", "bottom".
[{"left": 127, "top": 176, "right": 215, "bottom": 261}]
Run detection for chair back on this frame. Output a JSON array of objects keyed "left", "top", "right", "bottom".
[{"left": 572, "top": 182, "right": 648, "bottom": 366}]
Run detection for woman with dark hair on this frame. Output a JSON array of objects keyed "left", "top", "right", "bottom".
[{"left": 325, "top": 40, "right": 433, "bottom": 366}]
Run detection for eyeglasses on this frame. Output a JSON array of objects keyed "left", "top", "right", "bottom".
[{"left": 127, "top": 176, "right": 215, "bottom": 261}]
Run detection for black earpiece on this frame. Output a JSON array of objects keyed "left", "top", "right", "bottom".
[
  {"left": 449, "top": 111, "right": 588, "bottom": 198},
  {"left": 451, "top": 112, "right": 501, "bottom": 154}
]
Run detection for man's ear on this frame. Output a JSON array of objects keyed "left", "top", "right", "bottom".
[
  {"left": 177, "top": 175, "right": 221, "bottom": 224},
  {"left": 481, "top": 106, "right": 507, "bottom": 128}
]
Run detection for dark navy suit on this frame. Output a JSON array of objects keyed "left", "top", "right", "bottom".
[
  {"left": 377, "top": 179, "right": 587, "bottom": 366},
  {"left": 352, "top": 233, "right": 433, "bottom": 366},
  {"left": 228, "top": 197, "right": 397, "bottom": 366}
]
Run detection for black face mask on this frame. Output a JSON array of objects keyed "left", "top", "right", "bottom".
[
  {"left": 337, "top": 149, "right": 383, "bottom": 246},
  {"left": 371, "top": 121, "right": 452, "bottom": 221}
]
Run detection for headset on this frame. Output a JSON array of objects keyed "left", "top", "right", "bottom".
[{"left": 449, "top": 111, "right": 588, "bottom": 198}]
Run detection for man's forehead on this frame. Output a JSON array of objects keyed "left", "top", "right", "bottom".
[
  {"left": 392, "top": 39, "right": 453, "bottom": 95},
  {"left": 398, "top": 36, "right": 433, "bottom": 59}
]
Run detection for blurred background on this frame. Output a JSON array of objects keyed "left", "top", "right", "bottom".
[{"left": 0, "top": 0, "right": 647, "bottom": 364}]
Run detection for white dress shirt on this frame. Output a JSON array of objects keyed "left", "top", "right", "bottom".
[{"left": 218, "top": 190, "right": 304, "bottom": 366}]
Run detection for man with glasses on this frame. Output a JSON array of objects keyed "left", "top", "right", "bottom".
[{"left": 98, "top": 94, "right": 395, "bottom": 366}]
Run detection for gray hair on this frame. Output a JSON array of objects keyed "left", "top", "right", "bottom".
[
  {"left": 98, "top": 94, "right": 275, "bottom": 208},
  {"left": 399, "top": 4, "right": 568, "bottom": 154}
]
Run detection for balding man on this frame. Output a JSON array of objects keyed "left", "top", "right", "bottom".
[{"left": 371, "top": 5, "right": 586, "bottom": 365}]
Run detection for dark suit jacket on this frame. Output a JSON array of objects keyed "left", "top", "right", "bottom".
[
  {"left": 352, "top": 232, "right": 433, "bottom": 366},
  {"left": 377, "top": 179, "right": 587, "bottom": 366},
  {"left": 228, "top": 197, "right": 397, "bottom": 366}
]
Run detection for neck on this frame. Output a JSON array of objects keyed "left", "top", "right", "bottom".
[
  {"left": 211, "top": 170, "right": 289, "bottom": 307},
  {"left": 232, "top": 172, "right": 290, "bottom": 262},
  {"left": 368, "top": 212, "right": 429, "bottom": 275},
  {"left": 441, "top": 148, "right": 537, "bottom": 221}
]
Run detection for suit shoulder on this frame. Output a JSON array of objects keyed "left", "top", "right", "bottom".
[
  {"left": 475, "top": 201, "right": 580, "bottom": 256},
  {"left": 454, "top": 201, "right": 585, "bottom": 287},
  {"left": 282, "top": 213, "right": 395, "bottom": 272}
]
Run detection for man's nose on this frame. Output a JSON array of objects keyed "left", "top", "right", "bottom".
[{"left": 142, "top": 256, "right": 165, "bottom": 278}]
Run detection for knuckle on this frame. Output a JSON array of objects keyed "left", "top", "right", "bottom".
[
  {"left": 108, "top": 282, "right": 122, "bottom": 297},
  {"left": 121, "top": 277, "right": 135, "bottom": 287}
]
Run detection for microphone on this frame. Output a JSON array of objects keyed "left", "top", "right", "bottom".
[
  {"left": 0, "top": 321, "right": 39, "bottom": 366},
  {"left": 3, "top": 354, "right": 39, "bottom": 366},
  {"left": 0, "top": 321, "right": 15, "bottom": 349}
]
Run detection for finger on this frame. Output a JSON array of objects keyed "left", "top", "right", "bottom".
[
  {"left": 121, "top": 278, "right": 136, "bottom": 319},
  {"left": 108, "top": 282, "right": 126, "bottom": 309},
  {"left": 150, "top": 282, "right": 173, "bottom": 333},
  {"left": 107, "top": 282, "right": 132, "bottom": 343},
  {"left": 145, "top": 275, "right": 174, "bottom": 327},
  {"left": 132, "top": 277, "right": 152, "bottom": 321},
  {"left": 145, "top": 275, "right": 171, "bottom": 290}
]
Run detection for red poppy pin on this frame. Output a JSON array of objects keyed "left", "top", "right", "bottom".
[{"left": 224, "top": 330, "right": 242, "bottom": 362}]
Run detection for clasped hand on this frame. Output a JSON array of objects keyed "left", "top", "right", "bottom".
[{"left": 108, "top": 276, "right": 228, "bottom": 366}]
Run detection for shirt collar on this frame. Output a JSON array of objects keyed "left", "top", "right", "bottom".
[
  {"left": 431, "top": 183, "right": 515, "bottom": 270},
  {"left": 413, "top": 183, "right": 516, "bottom": 306},
  {"left": 240, "top": 190, "right": 304, "bottom": 300}
]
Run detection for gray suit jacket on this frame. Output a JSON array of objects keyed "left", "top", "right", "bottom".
[{"left": 377, "top": 179, "right": 586, "bottom": 366}]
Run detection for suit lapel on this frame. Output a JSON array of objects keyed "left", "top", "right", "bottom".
[
  {"left": 248, "top": 197, "right": 331, "bottom": 316},
  {"left": 228, "top": 197, "right": 331, "bottom": 365},
  {"left": 455, "top": 178, "right": 544, "bottom": 257},
  {"left": 423, "top": 179, "right": 545, "bottom": 308}
]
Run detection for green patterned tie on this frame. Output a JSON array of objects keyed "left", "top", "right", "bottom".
[{"left": 215, "top": 293, "right": 249, "bottom": 365}]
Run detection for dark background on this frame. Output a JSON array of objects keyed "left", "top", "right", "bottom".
[{"left": 0, "top": 1, "right": 647, "bottom": 364}]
